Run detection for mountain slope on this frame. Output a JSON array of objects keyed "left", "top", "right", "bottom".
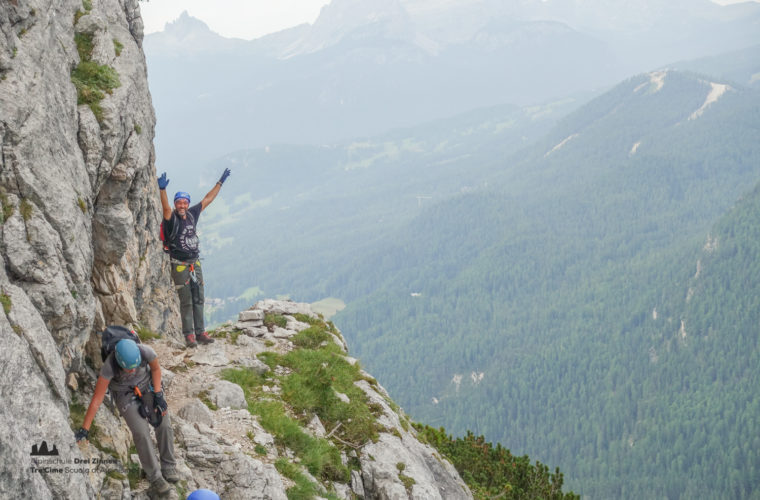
[
  {"left": 144, "top": 0, "right": 760, "bottom": 171},
  {"left": 331, "top": 70, "right": 760, "bottom": 498},
  {"left": 196, "top": 97, "right": 584, "bottom": 321}
]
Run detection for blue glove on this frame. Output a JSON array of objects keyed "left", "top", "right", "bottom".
[
  {"left": 75, "top": 427, "right": 89, "bottom": 442},
  {"left": 157, "top": 172, "right": 169, "bottom": 190},
  {"left": 218, "top": 168, "right": 231, "bottom": 185},
  {"left": 153, "top": 391, "right": 168, "bottom": 415}
]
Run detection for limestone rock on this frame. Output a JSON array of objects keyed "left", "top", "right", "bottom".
[
  {"left": 178, "top": 399, "right": 215, "bottom": 428},
  {"left": 361, "top": 433, "right": 472, "bottom": 500},
  {"left": 285, "top": 316, "right": 311, "bottom": 332},
  {"left": 236, "top": 357, "right": 271, "bottom": 375},
  {"left": 209, "top": 381, "right": 247, "bottom": 410},
  {"left": 190, "top": 344, "right": 230, "bottom": 366},
  {"left": 254, "top": 298, "right": 318, "bottom": 318},
  {"left": 173, "top": 418, "right": 287, "bottom": 499},
  {"left": 272, "top": 326, "right": 294, "bottom": 339},
  {"left": 307, "top": 415, "right": 327, "bottom": 438},
  {"left": 0, "top": 0, "right": 177, "bottom": 497},
  {"left": 238, "top": 309, "right": 264, "bottom": 322}
]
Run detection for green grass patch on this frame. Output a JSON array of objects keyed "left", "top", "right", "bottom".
[
  {"left": 106, "top": 470, "right": 126, "bottom": 481},
  {"left": 264, "top": 313, "right": 287, "bottom": 330},
  {"left": 229, "top": 328, "right": 243, "bottom": 344},
  {"left": 293, "top": 313, "right": 322, "bottom": 326},
  {"left": 71, "top": 61, "right": 120, "bottom": 122},
  {"left": 258, "top": 399, "right": 348, "bottom": 482},
  {"left": 280, "top": 345, "right": 379, "bottom": 446},
  {"left": 221, "top": 367, "right": 268, "bottom": 397},
  {"left": 77, "top": 197, "right": 87, "bottom": 213},
  {"left": 72, "top": 32, "right": 120, "bottom": 123},
  {"left": 112, "top": 38, "right": 123, "bottom": 57},
  {"left": 198, "top": 390, "right": 218, "bottom": 411},
  {"left": 135, "top": 324, "right": 160, "bottom": 341},
  {"left": 0, "top": 189, "right": 12, "bottom": 224},
  {"left": 275, "top": 458, "right": 326, "bottom": 500},
  {"left": 0, "top": 293, "right": 11, "bottom": 315},
  {"left": 69, "top": 395, "right": 104, "bottom": 450},
  {"left": 210, "top": 328, "right": 227, "bottom": 339},
  {"left": 173, "top": 364, "right": 188, "bottom": 373},
  {"left": 254, "top": 444, "right": 267, "bottom": 455},
  {"left": 133, "top": 123, "right": 142, "bottom": 134},
  {"left": 399, "top": 472, "right": 416, "bottom": 491},
  {"left": 74, "top": 32, "right": 94, "bottom": 61},
  {"left": 291, "top": 326, "right": 334, "bottom": 350},
  {"left": 126, "top": 445, "right": 141, "bottom": 489},
  {"left": 19, "top": 198, "right": 33, "bottom": 221},
  {"left": 222, "top": 368, "right": 349, "bottom": 484},
  {"left": 175, "top": 480, "right": 189, "bottom": 499},
  {"left": 257, "top": 351, "right": 281, "bottom": 370}
]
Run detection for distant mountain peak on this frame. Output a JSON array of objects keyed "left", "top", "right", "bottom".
[
  {"left": 145, "top": 10, "right": 250, "bottom": 55},
  {"left": 163, "top": 10, "right": 216, "bottom": 37},
  {"left": 281, "top": 0, "right": 432, "bottom": 57}
]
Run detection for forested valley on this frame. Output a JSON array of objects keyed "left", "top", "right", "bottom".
[{"left": 199, "top": 65, "right": 760, "bottom": 497}]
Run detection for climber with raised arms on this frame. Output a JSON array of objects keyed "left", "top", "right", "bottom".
[{"left": 157, "top": 168, "right": 231, "bottom": 348}]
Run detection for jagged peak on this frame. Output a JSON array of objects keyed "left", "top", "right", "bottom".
[{"left": 163, "top": 11, "right": 216, "bottom": 38}]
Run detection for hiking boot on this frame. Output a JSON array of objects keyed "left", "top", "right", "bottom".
[
  {"left": 162, "top": 467, "right": 180, "bottom": 483},
  {"left": 149, "top": 476, "right": 171, "bottom": 497},
  {"left": 185, "top": 334, "right": 197, "bottom": 348},
  {"left": 197, "top": 331, "right": 215, "bottom": 345}
]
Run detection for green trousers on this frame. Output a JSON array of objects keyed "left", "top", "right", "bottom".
[{"left": 171, "top": 260, "right": 205, "bottom": 336}]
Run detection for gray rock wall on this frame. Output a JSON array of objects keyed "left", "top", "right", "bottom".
[{"left": 0, "top": 0, "right": 177, "bottom": 497}]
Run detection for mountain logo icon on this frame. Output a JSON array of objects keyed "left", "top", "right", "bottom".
[{"left": 30, "top": 441, "right": 59, "bottom": 456}]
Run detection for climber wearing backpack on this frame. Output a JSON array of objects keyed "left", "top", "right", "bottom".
[
  {"left": 158, "top": 168, "right": 230, "bottom": 347},
  {"left": 75, "top": 326, "right": 177, "bottom": 498}
]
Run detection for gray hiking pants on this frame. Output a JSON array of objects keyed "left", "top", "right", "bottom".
[
  {"left": 171, "top": 260, "right": 205, "bottom": 336},
  {"left": 115, "top": 390, "right": 176, "bottom": 482}
]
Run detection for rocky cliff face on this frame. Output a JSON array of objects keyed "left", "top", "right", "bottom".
[
  {"left": 1, "top": 0, "right": 177, "bottom": 498},
  {"left": 0, "top": 2, "right": 471, "bottom": 499}
]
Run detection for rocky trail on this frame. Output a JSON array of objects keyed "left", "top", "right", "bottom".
[{"left": 76, "top": 299, "right": 471, "bottom": 499}]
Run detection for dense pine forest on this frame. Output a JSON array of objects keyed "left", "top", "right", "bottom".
[{"left": 333, "top": 74, "right": 760, "bottom": 497}]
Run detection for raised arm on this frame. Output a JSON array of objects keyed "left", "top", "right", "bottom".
[
  {"left": 158, "top": 172, "right": 172, "bottom": 220},
  {"left": 200, "top": 168, "right": 231, "bottom": 211}
]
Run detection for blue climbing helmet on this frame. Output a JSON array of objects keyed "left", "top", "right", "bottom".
[
  {"left": 174, "top": 191, "right": 191, "bottom": 204},
  {"left": 114, "top": 339, "right": 141, "bottom": 370},
  {"left": 187, "top": 490, "right": 220, "bottom": 500}
]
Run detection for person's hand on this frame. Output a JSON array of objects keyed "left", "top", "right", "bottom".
[
  {"left": 153, "top": 391, "right": 168, "bottom": 415},
  {"left": 75, "top": 427, "right": 89, "bottom": 442},
  {"left": 218, "top": 168, "right": 231, "bottom": 185},
  {"left": 157, "top": 172, "right": 170, "bottom": 190}
]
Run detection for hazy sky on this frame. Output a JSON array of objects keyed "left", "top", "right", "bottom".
[
  {"left": 140, "top": 0, "right": 330, "bottom": 40},
  {"left": 140, "top": 0, "right": 757, "bottom": 40}
]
